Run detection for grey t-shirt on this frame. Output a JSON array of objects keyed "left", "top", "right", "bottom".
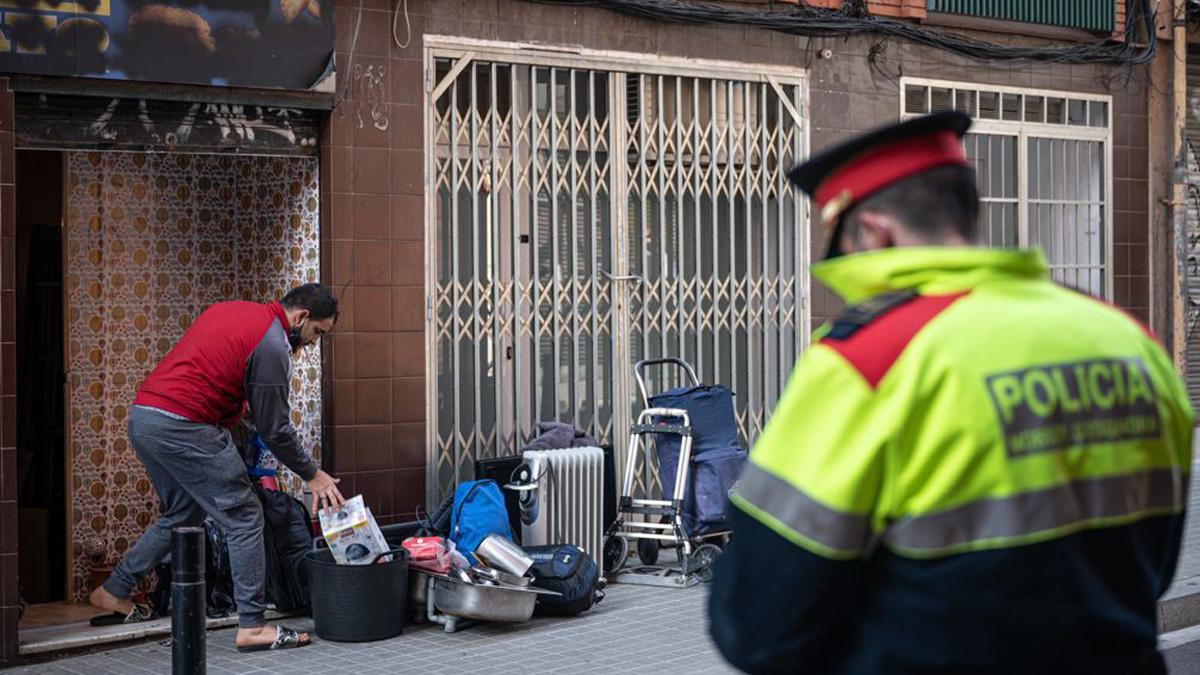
[{"left": 242, "top": 318, "right": 318, "bottom": 481}]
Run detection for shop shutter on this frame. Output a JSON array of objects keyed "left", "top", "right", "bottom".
[
  {"left": 926, "top": 0, "right": 1116, "bottom": 33},
  {"left": 1183, "top": 51, "right": 1200, "bottom": 411}
]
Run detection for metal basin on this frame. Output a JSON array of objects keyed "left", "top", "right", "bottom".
[
  {"left": 408, "top": 570, "right": 431, "bottom": 623},
  {"left": 432, "top": 576, "right": 541, "bottom": 623},
  {"left": 470, "top": 566, "right": 531, "bottom": 587}
]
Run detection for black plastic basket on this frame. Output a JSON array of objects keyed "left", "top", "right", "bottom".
[{"left": 305, "top": 547, "right": 409, "bottom": 642}]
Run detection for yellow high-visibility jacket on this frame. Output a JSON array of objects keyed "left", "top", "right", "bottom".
[{"left": 709, "top": 247, "right": 1193, "bottom": 675}]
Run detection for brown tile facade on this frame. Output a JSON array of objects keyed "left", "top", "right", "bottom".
[
  {"left": 323, "top": 0, "right": 430, "bottom": 525},
  {"left": 320, "top": 0, "right": 1161, "bottom": 535},
  {"left": 796, "top": 0, "right": 927, "bottom": 19}
]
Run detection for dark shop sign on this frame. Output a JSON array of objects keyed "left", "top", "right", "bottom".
[{"left": 0, "top": 1, "right": 333, "bottom": 91}]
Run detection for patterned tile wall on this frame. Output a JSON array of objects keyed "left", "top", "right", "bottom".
[{"left": 63, "top": 152, "right": 321, "bottom": 601}]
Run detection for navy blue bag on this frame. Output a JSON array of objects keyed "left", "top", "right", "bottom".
[
  {"left": 450, "top": 479, "right": 513, "bottom": 564},
  {"left": 650, "top": 385, "right": 746, "bottom": 536},
  {"left": 524, "top": 544, "right": 604, "bottom": 617},
  {"left": 649, "top": 385, "right": 739, "bottom": 454},
  {"left": 688, "top": 446, "right": 745, "bottom": 530}
]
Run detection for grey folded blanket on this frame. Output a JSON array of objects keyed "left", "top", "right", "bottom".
[{"left": 522, "top": 421, "right": 601, "bottom": 451}]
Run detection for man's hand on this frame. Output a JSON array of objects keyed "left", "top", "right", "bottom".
[{"left": 307, "top": 470, "right": 345, "bottom": 514}]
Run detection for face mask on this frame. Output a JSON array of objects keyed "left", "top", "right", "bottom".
[{"left": 288, "top": 320, "right": 306, "bottom": 353}]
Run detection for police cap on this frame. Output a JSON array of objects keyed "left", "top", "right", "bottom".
[{"left": 788, "top": 110, "right": 973, "bottom": 259}]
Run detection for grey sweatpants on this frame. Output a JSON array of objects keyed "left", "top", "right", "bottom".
[{"left": 104, "top": 405, "right": 268, "bottom": 628}]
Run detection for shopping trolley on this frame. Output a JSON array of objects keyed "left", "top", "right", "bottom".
[{"left": 603, "top": 358, "right": 745, "bottom": 587}]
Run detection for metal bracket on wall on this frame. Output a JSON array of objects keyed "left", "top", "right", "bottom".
[
  {"left": 766, "top": 76, "right": 803, "bottom": 128},
  {"left": 430, "top": 51, "right": 478, "bottom": 102}
]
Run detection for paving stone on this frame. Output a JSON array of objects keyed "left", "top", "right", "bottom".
[
  {"left": 10, "top": 585, "right": 736, "bottom": 674},
  {"left": 1167, "top": 445, "right": 1200, "bottom": 598}
]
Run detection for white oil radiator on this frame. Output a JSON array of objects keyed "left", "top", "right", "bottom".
[{"left": 515, "top": 447, "right": 604, "bottom": 559}]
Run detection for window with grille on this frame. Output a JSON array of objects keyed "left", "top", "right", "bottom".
[{"left": 902, "top": 78, "right": 1112, "bottom": 298}]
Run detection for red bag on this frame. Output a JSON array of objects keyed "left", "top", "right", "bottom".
[{"left": 403, "top": 536, "right": 451, "bottom": 574}]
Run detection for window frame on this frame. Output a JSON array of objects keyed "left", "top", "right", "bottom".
[{"left": 900, "top": 77, "right": 1114, "bottom": 299}]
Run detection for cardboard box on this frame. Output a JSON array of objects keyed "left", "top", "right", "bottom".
[{"left": 318, "top": 495, "right": 391, "bottom": 565}]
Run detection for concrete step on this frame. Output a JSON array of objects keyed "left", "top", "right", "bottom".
[
  {"left": 18, "top": 609, "right": 296, "bottom": 657},
  {"left": 1163, "top": 583, "right": 1200, "bottom": 635}
]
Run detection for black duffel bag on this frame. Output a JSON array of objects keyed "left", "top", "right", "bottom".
[
  {"left": 257, "top": 484, "right": 313, "bottom": 613},
  {"left": 151, "top": 486, "right": 313, "bottom": 617},
  {"left": 150, "top": 517, "right": 236, "bottom": 618},
  {"left": 524, "top": 544, "right": 605, "bottom": 617}
]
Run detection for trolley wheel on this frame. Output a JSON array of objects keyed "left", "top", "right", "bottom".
[
  {"left": 637, "top": 537, "right": 660, "bottom": 565},
  {"left": 684, "top": 543, "right": 722, "bottom": 583},
  {"left": 603, "top": 535, "right": 629, "bottom": 574}
]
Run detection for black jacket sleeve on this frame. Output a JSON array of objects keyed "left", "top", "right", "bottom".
[
  {"left": 244, "top": 322, "right": 319, "bottom": 481},
  {"left": 708, "top": 505, "right": 864, "bottom": 674}
]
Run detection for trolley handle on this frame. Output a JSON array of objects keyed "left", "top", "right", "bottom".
[
  {"left": 634, "top": 358, "right": 701, "bottom": 403},
  {"left": 634, "top": 408, "right": 692, "bottom": 436},
  {"left": 639, "top": 407, "right": 692, "bottom": 425}
]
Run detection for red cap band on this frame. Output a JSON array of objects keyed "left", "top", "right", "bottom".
[{"left": 813, "top": 130, "right": 969, "bottom": 219}]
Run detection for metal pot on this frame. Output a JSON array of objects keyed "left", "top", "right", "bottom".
[
  {"left": 432, "top": 577, "right": 545, "bottom": 623},
  {"left": 492, "top": 570, "right": 532, "bottom": 587},
  {"left": 470, "top": 566, "right": 531, "bottom": 587},
  {"left": 474, "top": 534, "right": 534, "bottom": 577}
]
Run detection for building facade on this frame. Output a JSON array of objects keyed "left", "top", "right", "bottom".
[
  {"left": 0, "top": 0, "right": 1186, "bottom": 660},
  {"left": 321, "top": 0, "right": 1168, "bottom": 516}
]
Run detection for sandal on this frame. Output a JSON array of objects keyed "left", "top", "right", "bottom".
[
  {"left": 90, "top": 602, "right": 155, "bottom": 627},
  {"left": 236, "top": 625, "right": 312, "bottom": 653}
]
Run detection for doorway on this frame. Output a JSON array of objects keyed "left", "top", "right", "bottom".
[
  {"left": 8, "top": 94, "right": 325, "bottom": 653},
  {"left": 15, "top": 150, "right": 68, "bottom": 616}
]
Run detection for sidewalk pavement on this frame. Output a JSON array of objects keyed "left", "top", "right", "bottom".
[
  {"left": 1160, "top": 442, "right": 1200, "bottom": 632},
  {"left": 9, "top": 584, "right": 735, "bottom": 675}
]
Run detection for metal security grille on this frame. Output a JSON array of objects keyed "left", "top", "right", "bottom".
[
  {"left": 425, "top": 40, "right": 807, "bottom": 504},
  {"left": 963, "top": 134, "right": 1018, "bottom": 248},
  {"left": 926, "top": 0, "right": 1115, "bottom": 33},
  {"left": 622, "top": 73, "right": 806, "bottom": 447},
  {"left": 1183, "top": 50, "right": 1200, "bottom": 410},
  {"left": 904, "top": 78, "right": 1112, "bottom": 298}
]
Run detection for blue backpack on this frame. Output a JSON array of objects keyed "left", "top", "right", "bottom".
[{"left": 450, "top": 479, "right": 513, "bottom": 564}]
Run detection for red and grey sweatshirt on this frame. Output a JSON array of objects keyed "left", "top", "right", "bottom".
[{"left": 134, "top": 301, "right": 319, "bottom": 481}]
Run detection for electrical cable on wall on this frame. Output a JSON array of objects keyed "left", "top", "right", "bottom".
[
  {"left": 331, "top": 0, "right": 365, "bottom": 116},
  {"left": 394, "top": 0, "right": 412, "bottom": 49},
  {"left": 524, "top": 0, "right": 1157, "bottom": 66}
]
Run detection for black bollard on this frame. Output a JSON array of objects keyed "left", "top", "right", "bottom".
[{"left": 171, "top": 527, "right": 206, "bottom": 675}]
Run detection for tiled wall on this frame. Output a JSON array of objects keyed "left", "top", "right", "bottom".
[
  {"left": 322, "top": 0, "right": 428, "bottom": 525},
  {"left": 322, "top": 0, "right": 1159, "bottom": 530},
  {"left": 63, "top": 152, "right": 323, "bottom": 602},
  {"left": 802, "top": 0, "right": 927, "bottom": 19}
]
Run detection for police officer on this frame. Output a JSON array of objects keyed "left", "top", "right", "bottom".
[{"left": 708, "top": 111, "right": 1193, "bottom": 674}]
